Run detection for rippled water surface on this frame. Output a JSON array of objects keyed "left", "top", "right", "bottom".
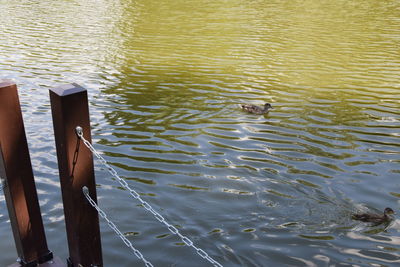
[{"left": 1, "top": 0, "right": 400, "bottom": 266}]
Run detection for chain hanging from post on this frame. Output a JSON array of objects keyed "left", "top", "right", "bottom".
[
  {"left": 82, "top": 186, "right": 153, "bottom": 267},
  {"left": 76, "top": 126, "right": 223, "bottom": 267}
]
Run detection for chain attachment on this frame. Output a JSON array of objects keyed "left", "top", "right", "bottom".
[
  {"left": 76, "top": 126, "right": 223, "bottom": 267},
  {"left": 82, "top": 186, "right": 154, "bottom": 267},
  {"left": 75, "top": 126, "right": 83, "bottom": 137}
]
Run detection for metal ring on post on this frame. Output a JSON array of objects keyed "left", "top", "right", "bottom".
[
  {"left": 75, "top": 126, "right": 83, "bottom": 138},
  {"left": 82, "top": 186, "right": 89, "bottom": 195}
]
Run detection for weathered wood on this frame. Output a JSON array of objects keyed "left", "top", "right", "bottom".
[
  {"left": 0, "top": 79, "right": 53, "bottom": 265},
  {"left": 49, "top": 83, "right": 103, "bottom": 267}
]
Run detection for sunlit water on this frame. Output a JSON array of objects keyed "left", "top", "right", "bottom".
[{"left": 1, "top": 0, "right": 400, "bottom": 266}]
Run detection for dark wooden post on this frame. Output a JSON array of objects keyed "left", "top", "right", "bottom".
[
  {"left": 49, "top": 83, "right": 103, "bottom": 267},
  {"left": 0, "top": 79, "right": 53, "bottom": 266}
]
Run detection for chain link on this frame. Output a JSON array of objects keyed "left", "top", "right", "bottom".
[
  {"left": 76, "top": 126, "right": 223, "bottom": 267},
  {"left": 82, "top": 186, "right": 154, "bottom": 267}
]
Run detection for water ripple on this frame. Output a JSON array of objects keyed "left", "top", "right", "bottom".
[{"left": 1, "top": 0, "right": 400, "bottom": 266}]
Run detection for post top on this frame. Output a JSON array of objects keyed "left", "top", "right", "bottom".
[
  {"left": 50, "top": 83, "right": 86, "bottom": 96},
  {"left": 0, "top": 79, "right": 16, "bottom": 88}
]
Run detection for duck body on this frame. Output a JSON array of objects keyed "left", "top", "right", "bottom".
[
  {"left": 352, "top": 207, "right": 394, "bottom": 225},
  {"left": 240, "top": 103, "right": 273, "bottom": 115}
]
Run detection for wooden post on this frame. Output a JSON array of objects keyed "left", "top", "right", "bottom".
[
  {"left": 49, "top": 83, "right": 103, "bottom": 267},
  {"left": 0, "top": 80, "right": 53, "bottom": 266}
]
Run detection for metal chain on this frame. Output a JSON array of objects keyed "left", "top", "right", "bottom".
[
  {"left": 82, "top": 186, "right": 153, "bottom": 267},
  {"left": 76, "top": 126, "right": 223, "bottom": 267}
]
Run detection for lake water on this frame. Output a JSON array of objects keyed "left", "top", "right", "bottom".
[{"left": 1, "top": 0, "right": 400, "bottom": 266}]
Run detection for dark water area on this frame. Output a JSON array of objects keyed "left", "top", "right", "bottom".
[{"left": 1, "top": 0, "right": 400, "bottom": 266}]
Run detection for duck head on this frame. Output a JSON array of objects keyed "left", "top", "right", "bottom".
[
  {"left": 384, "top": 207, "right": 395, "bottom": 216},
  {"left": 264, "top": 103, "right": 273, "bottom": 110}
]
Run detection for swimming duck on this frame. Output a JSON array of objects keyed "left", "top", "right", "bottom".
[
  {"left": 240, "top": 103, "right": 273, "bottom": 115},
  {"left": 352, "top": 207, "right": 395, "bottom": 225}
]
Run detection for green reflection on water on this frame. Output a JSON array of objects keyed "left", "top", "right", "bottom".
[
  {"left": 299, "top": 234, "right": 335, "bottom": 240},
  {"left": 106, "top": 0, "right": 400, "bottom": 96}
]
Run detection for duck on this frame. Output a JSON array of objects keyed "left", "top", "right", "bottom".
[
  {"left": 352, "top": 207, "right": 395, "bottom": 225},
  {"left": 240, "top": 103, "right": 273, "bottom": 115}
]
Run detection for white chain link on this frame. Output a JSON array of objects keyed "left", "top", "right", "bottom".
[
  {"left": 76, "top": 126, "right": 223, "bottom": 267},
  {"left": 82, "top": 186, "right": 154, "bottom": 267}
]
